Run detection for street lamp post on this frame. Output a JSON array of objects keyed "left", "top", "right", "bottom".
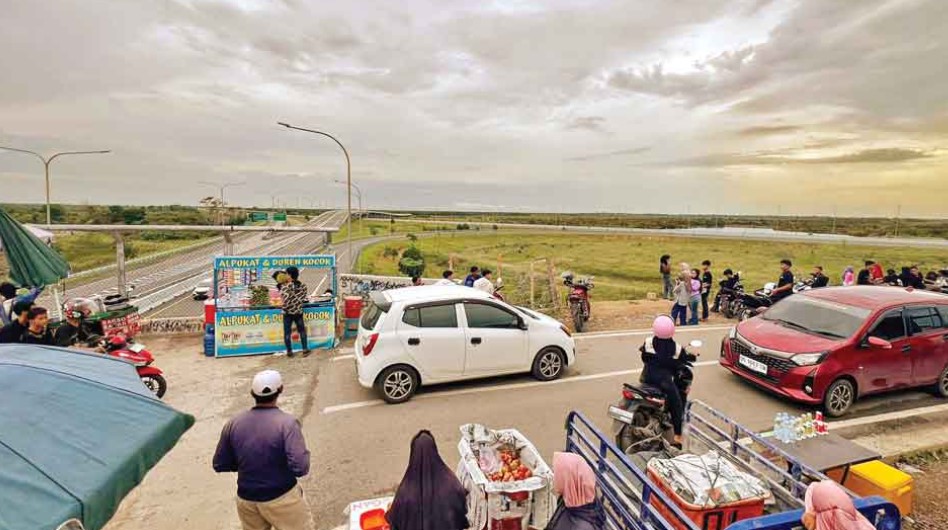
[
  {"left": 200, "top": 181, "right": 245, "bottom": 226},
  {"left": 335, "top": 179, "right": 363, "bottom": 215},
  {"left": 277, "top": 122, "right": 353, "bottom": 269},
  {"left": 0, "top": 146, "right": 111, "bottom": 227}
]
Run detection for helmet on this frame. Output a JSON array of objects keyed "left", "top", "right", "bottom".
[
  {"left": 652, "top": 315, "right": 676, "bottom": 340},
  {"left": 63, "top": 298, "right": 94, "bottom": 320}
]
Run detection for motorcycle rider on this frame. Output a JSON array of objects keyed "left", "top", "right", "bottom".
[
  {"left": 770, "top": 259, "right": 795, "bottom": 301},
  {"left": 711, "top": 269, "right": 738, "bottom": 312},
  {"left": 640, "top": 315, "right": 693, "bottom": 447},
  {"left": 810, "top": 266, "right": 830, "bottom": 288},
  {"left": 54, "top": 300, "right": 96, "bottom": 347}
]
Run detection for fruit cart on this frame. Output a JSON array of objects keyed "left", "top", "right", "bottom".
[
  {"left": 564, "top": 405, "right": 902, "bottom": 530},
  {"left": 456, "top": 423, "right": 556, "bottom": 530}
]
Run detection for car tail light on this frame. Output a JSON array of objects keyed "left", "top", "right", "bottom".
[
  {"left": 362, "top": 333, "right": 379, "bottom": 356},
  {"left": 622, "top": 389, "right": 635, "bottom": 400}
]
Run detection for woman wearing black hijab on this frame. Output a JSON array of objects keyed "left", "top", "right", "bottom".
[{"left": 387, "top": 430, "right": 469, "bottom": 530}]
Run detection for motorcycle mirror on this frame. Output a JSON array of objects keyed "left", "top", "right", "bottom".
[
  {"left": 689, "top": 339, "right": 703, "bottom": 348},
  {"left": 496, "top": 278, "right": 504, "bottom": 287}
]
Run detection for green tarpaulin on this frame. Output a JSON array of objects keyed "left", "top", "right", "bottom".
[
  {"left": 0, "top": 207, "right": 70, "bottom": 287},
  {"left": 0, "top": 345, "right": 194, "bottom": 530}
]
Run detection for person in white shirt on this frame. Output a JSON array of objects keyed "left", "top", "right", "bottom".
[
  {"left": 472, "top": 269, "right": 495, "bottom": 295},
  {"left": 435, "top": 270, "right": 457, "bottom": 286}
]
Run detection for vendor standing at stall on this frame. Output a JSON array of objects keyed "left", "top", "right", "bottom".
[{"left": 280, "top": 266, "right": 310, "bottom": 358}]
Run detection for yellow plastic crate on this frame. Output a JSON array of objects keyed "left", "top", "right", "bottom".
[{"left": 838, "top": 460, "right": 913, "bottom": 516}]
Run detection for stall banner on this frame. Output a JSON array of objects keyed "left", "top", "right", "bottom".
[
  {"left": 339, "top": 274, "right": 437, "bottom": 297},
  {"left": 101, "top": 312, "right": 142, "bottom": 337},
  {"left": 215, "top": 305, "right": 335, "bottom": 357}
]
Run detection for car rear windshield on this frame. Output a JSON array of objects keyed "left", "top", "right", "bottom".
[
  {"left": 762, "top": 296, "right": 871, "bottom": 339},
  {"left": 361, "top": 301, "right": 386, "bottom": 330}
]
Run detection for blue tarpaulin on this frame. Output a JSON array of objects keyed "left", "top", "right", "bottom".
[{"left": 0, "top": 345, "right": 194, "bottom": 530}]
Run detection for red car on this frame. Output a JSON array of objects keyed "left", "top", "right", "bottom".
[{"left": 720, "top": 286, "right": 948, "bottom": 416}]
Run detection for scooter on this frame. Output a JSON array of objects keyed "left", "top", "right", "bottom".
[
  {"left": 608, "top": 340, "right": 702, "bottom": 454},
  {"left": 103, "top": 335, "right": 167, "bottom": 398},
  {"left": 562, "top": 272, "right": 594, "bottom": 332}
]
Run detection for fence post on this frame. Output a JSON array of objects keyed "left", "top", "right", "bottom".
[
  {"left": 529, "top": 261, "right": 536, "bottom": 307},
  {"left": 548, "top": 259, "right": 560, "bottom": 311}
]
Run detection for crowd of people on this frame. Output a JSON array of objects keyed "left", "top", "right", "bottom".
[{"left": 661, "top": 254, "right": 947, "bottom": 324}]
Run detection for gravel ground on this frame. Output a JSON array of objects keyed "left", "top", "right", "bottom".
[{"left": 900, "top": 450, "right": 948, "bottom": 529}]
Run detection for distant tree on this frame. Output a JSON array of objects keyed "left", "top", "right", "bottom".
[
  {"left": 406, "top": 233, "right": 418, "bottom": 242},
  {"left": 48, "top": 204, "right": 66, "bottom": 223},
  {"left": 398, "top": 245, "right": 426, "bottom": 278},
  {"left": 107, "top": 205, "right": 125, "bottom": 223},
  {"left": 122, "top": 207, "right": 146, "bottom": 225}
]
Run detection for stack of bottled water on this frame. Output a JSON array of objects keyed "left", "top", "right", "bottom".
[{"left": 773, "top": 412, "right": 824, "bottom": 443}]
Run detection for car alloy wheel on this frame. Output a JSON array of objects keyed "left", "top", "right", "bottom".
[
  {"left": 824, "top": 379, "right": 855, "bottom": 417},
  {"left": 936, "top": 366, "right": 948, "bottom": 398},
  {"left": 532, "top": 348, "right": 565, "bottom": 381},
  {"left": 378, "top": 366, "right": 418, "bottom": 404}
]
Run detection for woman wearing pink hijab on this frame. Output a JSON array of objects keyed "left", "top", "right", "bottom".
[
  {"left": 802, "top": 481, "right": 875, "bottom": 530},
  {"left": 546, "top": 452, "right": 604, "bottom": 530}
]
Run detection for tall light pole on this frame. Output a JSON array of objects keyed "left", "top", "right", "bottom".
[
  {"left": 277, "top": 122, "right": 352, "bottom": 268},
  {"left": 335, "top": 179, "right": 363, "bottom": 215},
  {"left": 200, "top": 181, "right": 245, "bottom": 225},
  {"left": 0, "top": 146, "right": 111, "bottom": 227}
]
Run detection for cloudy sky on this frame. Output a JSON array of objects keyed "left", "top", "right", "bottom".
[{"left": 1, "top": 0, "right": 946, "bottom": 216}]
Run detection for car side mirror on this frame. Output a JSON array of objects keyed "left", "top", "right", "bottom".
[
  {"left": 867, "top": 336, "right": 893, "bottom": 350},
  {"left": 518, "top": 318, "right": 528, "bottom": 330}
]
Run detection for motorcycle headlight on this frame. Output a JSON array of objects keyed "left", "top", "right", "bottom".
[{"left": 791, "top": 352, "right": 827, "bottom": 366}]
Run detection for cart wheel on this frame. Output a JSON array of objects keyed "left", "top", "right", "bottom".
[{"left": 823, "top": 378, "right": 855, "bottom": 417}]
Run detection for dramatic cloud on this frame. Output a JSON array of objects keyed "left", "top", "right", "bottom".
[{"left": 0, "top": 0, "right": 945, "bottom": 216}]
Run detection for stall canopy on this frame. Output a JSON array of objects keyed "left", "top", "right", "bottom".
[
  {"left": 0, "top": 345, "right": 195, "bottom": 530},
  {"left": 0, "top": 206, "right": 70, "bottom": 287}
]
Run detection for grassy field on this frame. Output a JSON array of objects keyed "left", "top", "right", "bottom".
[
  {"left": 356, "top": 231, "right": 947, "bottom": 305},
  {"left": 406, "top": 212, "right": 948, "bottom": 239},
  {"left": 331, "top": 218, "right": 471, "bottom": 242}
]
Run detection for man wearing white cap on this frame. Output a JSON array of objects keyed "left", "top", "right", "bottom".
[{"left": 213, "top": 370, "right": 313, "bottom": 530}]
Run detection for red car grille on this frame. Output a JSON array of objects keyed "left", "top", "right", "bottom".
[{"left": 731, "top": 339, "right": 795, "bottom": 385}]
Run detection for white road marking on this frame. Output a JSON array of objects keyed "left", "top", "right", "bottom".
[
  {"left": 829, "top": 402, "right": 948, "bottom": 430},
  {"left": 320, "top": 360, "right": 721, "bottom": 414},
  {"left": 575, "top": 325, "right": 731, "bottom": 340}
]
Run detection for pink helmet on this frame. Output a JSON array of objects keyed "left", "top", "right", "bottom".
[{"left": 652, "top": 315, "right": 676, "bottom": 339}]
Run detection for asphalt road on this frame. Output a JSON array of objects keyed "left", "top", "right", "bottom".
[{"left": 304, "top": 325, "right": 942, "bottom": 527}]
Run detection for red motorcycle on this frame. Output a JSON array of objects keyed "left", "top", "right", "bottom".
[
  {"left": 562, "top": 272, "right": 594, "bottom": 332},
  {"left": 103, "top": 335, "right": 167, "bottom": 398}
]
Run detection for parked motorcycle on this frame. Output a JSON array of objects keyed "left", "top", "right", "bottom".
[
  {"left": 562, "top": 272, "right": 594, "bottom": 332},
  {"left": 736, "top": 282, "right": 778, "bottom": 321},
  {"left": 716, "top": 274, "right": 744, "bottom": 319},
  {"left": 608, "top": 339, "right": 702, "bottom": 454},
  {"left": 102, "top": 335, "right": 167, "bottom": 398},
  {"left": 492, "top": 278, "right": 506, "bottom": 302}
]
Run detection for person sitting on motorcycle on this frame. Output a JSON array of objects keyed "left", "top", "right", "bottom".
[
  {"left": 55, "top": 300, "right": 96, "bottom": 348},
  {"left": 810, "top": 266, "right": 830, "bottom": 288},
  {"left": 640, "top": 315, "right": 694, "bottom": 447},
  {"left": 711, "top": 269, "right": 737, "bottom": 312}
]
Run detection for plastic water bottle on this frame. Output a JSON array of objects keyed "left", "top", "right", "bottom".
[
  {"left": 777, "top": 413, "right": 790, "bottom": 443},
  {"left": 804, "top": 413, "right": 815, "bottom": 438},
  {"left": 773, "top": 413, "right": 783, "bottom": 441}
]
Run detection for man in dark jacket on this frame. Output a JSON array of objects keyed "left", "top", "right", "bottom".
[
  {"left": 463, "top": 266, "right": 480, "bottom": 288},
  {"left": 279, "top": 266, "right": 310, "bottom": 358},
  {"left": 21, "top": 307, "right": 54, "bottom": 345},
  {"left": 0, "top": 300, "right": 33, "bottom": 343},
  {"left": 213, "top": 370, "right": 312, "bottom": 530},
  {"left": 810, "top": 266, "right": 830, "bottom": 288}
]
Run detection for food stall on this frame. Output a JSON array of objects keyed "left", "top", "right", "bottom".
[{"left": 213, "top": 255, "right": 337, "bottom": 357}]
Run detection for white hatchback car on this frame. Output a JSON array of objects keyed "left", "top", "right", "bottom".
[{"left": 356, "top": 285, "right": 576, "bottom": 403}]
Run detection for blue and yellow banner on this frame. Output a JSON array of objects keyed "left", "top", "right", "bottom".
[
  {"left": 214, "top": 255, "right": 335, "bottom": 271},
  {"left": 215, "top": 305, "right": 335, "bottom": 357}
]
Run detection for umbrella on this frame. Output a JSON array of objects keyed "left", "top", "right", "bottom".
[
  {"left": 0, "top": 345, "right": 194, "bottom": 530},
  {"left": 0, "top": 206, "right": 70, "bottom": 287}
]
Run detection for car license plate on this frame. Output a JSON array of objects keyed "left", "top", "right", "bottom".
[{"left": 739, "top": 355, "right": 768, "bottom": 375}]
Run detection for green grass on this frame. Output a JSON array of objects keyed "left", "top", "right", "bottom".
[
  {"left": 50, "top": 233, "right": 213, "bottom": 273},
  {"left": 356, "top": 232, "right": 948, "bottom": 305},
  {"left": 331, "top": 219, "right": 474, "bottom": 242}
]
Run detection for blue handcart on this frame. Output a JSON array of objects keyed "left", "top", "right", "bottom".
[{"left": 563, "top": 400, "right": 902, "bottom": 530}]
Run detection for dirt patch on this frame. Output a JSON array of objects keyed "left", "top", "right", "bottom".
[
  {"left": 562, "top": 299, "right": 731, "bottom": 332},
  {"left": 899, "top": 449, "right": 948, "bottom": 529}
]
